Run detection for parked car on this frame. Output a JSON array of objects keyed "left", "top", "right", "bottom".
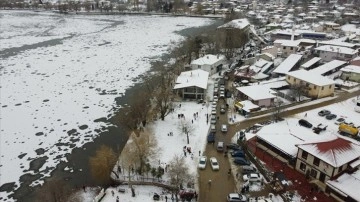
[
  {"left": 335, "top": 117, "right": 346, "bottom": 125},
  {"left": 298, "top": 119, "right": 313, "bottom": 128},
  {"left": 220, "top": 91, "right": 225, "bottom": 98},
  {"left": 313, "top": 124, "right": 327, "bottom": 134},
  {"left": 318, "top": 110, "right": 331, "bottom": 116},
  {"left": 326, "top": 114, "right": 337, "bottom": 120},
  {"left": 243, "top": 173, "right": 262, "bottom": 182},
  {"left": 198, "top": 156, "right": 207, "bottom": 170},
  {"left": 233, "top": 157, "right": 250, "bottom": 166},
  {"left": 207, "top": 132, "right": 215, "bottom": 143},
  {"left": 226, "top": 143, "right": 241, "bottom": 151},
  {"left": 220, "top": 105, "right": 226, "bottom": 114},
  {"left": 241, "top": 165, "right": 257, "bottom": 175},
  {"left": 210, "top": 157, "right": 219, "bottom": 170},
  {"left": 213, "top": 96, "right": 219, "bottom": 103},
  {"left": 227, "top": 193, "right": 247, "bottom": 202},
  {"left": 231, "top": 150, "right": 245, "bottom": 158},
  {"left": 221, "top": 124, "right": 228, "bottom": 133}
]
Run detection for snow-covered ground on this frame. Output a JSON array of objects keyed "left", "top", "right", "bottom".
[{"left": 0, "top": 10, "right": 213, "bottom": 201}]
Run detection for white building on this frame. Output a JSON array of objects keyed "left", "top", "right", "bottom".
[
  {"left": 190, "top": 54, "right": 226, "bottom": 75},
  {"left": 173, "top": 69, "right": 209, "bottom": 100},
  {"left": 314, "top": 45, "right": 358, "bottom": 62}
]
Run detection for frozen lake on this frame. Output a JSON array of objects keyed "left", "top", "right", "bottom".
[{"left": 0, "top": 10, "right": 213, "bottom": 201}]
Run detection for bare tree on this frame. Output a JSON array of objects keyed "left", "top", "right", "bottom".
[
  {"left": 35, "top": 177, "right": 71, "bottom": 202},
  {"left": 216, "top": 26, "right": 249, "bottom": 60},
  {"left": 150, "top": 70, "right": 175, "bottom": 121},
  {"left": 288, "top": 83, "right": 309, "bottom": 102},
  {"left": 167, "top": 155, "right": 192, "bottom": 199},
  {"left": 121, "top": 128, "right": 158, "bottom": 175},
  {"left": 89, "top": 145, "right": 118, "bottom": 187},
  {"left": 271, "top": 98, "right": 284, "bottom": 122},
  {"left": 178, "top": 120, "right": 195, "bottom": 144},
  {"left": 172, "top": 0, "right": 185, "bottom": 13}
]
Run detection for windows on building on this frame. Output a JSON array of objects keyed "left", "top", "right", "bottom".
[
  {"left": 313, "top": 157, "right": 320, "bottom": 166},
  {"left": 310, "top": 169, "right": 317, "bottom": 178},
  {"left": 302, "top": 151, "right": 308, "bottom": 160},
  {"left": 300, "top": 162, "right": 306, "bottom": 172}
]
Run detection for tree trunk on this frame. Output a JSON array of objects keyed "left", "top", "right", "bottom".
[{"left": 186, "top": 132, "right": 189, "bottom": 144}]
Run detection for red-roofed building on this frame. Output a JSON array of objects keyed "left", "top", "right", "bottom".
[{"left": 295, "top": 136, "right": 360, "bottom": 190}]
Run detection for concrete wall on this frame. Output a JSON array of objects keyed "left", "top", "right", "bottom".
[
  {"left": 317, "top": 51, "right": 356, "bottom": 62},
  {"left": 340, "top": 72, "right": 360, "bottom": 82}
]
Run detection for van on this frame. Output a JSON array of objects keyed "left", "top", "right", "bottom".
[
  {"left": 241, "top": 165, "right": 257, "bottom": 175},
  {"left": 210, "top": 124, "right": 216, "bottom": 132},
  {"left": 217, "top": 142, "right": 224, "bottom": 152}
]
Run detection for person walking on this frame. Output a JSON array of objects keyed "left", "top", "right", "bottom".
[{"left": 208, "top": 179, "right": 212, "bottom": 187}]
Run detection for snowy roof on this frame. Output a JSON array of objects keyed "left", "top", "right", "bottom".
[
  {"left": 301, "top": 57, "right": 321, "bottom": 69},
  {"left": 217, "top": 18, "right": 250, "bottom": 30},
  {"left": 352, "top": 56, "right": 360, "bottom": 61},
  {"left": 287, "top": 69, "right": 335, "bottom": 86},
  {"left": 261, "top": 80, "right": 289, "bottom": 89},
  {"left": 341, "top": 65, "right": 360, "bottom": 74},
  {"left": 272, "top": 54, "right": 303, "bottom": 75},
  {"left": 315, "top": 45, "right": 358, "bottom": 55},
  {"left": 173, "top": 69, "right": 209, "bottom": 90},
  {"left": 309, "top": 60, "right": 347, "bottom": 75},
  {"left": 190, "top": 54, "right": 225, "bottom": 66},
  {"left": 297, "top": 137, "right": 360, "bottom": 167},
  {"left": 236, "top": 85, "right": 276, "bottom": 101},
  {"left": 256, "top": 119, "right": 328, "bottom": 157},
  {"left": 239, "top": 100, "right": 260, "bottom": 112},
  {"left": 318, "top": 40, "right": 356, "bottom": 48},
  {"left": 327, "top": 170, "right": 360, "bottom": 201}
]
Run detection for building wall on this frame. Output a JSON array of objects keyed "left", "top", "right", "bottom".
[
  {"left": 286, "top": 75, "right": 335, "bottom": 98},
  {"left": 262, "top": 46, "right": 278, "bottom": 58},
  {"left": 257, "top": 98, "right": 272, "bottom": 107},
  {"left": 191, "top": 61, "right": 223, "bottom": 75},
  {"left": 295, "top": 149, "right": 334, "bottom": 184},
  {"left": 281, "top": 46, "right": 298, "bottom": 57},
  {"left": 317, "top": 50, "right": 356, "bottom": 62},
  {"left": 340, "top": 72, "right": 360, "bottom": 82}
]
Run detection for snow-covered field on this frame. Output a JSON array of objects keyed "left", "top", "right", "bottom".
[{"left": 0, "top": 10, "right": 212, "bottom": 201}]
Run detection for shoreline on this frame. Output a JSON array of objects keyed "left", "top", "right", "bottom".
[{"left": 8, "top": 15, "right": 223, "bottom": 202}]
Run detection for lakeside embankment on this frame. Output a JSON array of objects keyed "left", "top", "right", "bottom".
[{"left": 8, "top": 14, "right": 223, "bottom": 202}]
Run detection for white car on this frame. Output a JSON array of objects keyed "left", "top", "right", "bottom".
[
  {"left": 221, "top": 124, "right": 228, "bottom": 133},
  {"left": 243, "top": 173, "right": 262, "bottom": 182},
  {"left": 213, "top": 96, "right": 219, "bottom": 102},
  {"left": 210, "top": 157, "right": 219, "bottom": 171},
  {"left": 227, "top": 193, "right": 247, "bottom": 202},
  {"left": 198, "top": 156, "right": 207, "bottom": 169}
]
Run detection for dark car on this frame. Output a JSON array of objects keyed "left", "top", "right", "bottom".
[
  {"left": 231, "top": 151, "right": 245, "bottom": 158},
  {"left": 298, "top": 119, "right": 313, "bottom": 128},
  {"left": 226, "top": 143, "right": 241, "bottom": 151},
  {"left": 233, "top": 157, "right": 250, "bottom": 166},
  {"left": 207, "top": 132, "right": 215, "bottom": 143},
  {"left": 326, "top": 114, "right": 337, "bottom": 120},
  {"left": 318, "top": 110, "right": 331, "bottom": 116}
]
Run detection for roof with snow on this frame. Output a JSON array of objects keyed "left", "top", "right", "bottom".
[
  {"left": 190, "top": 54, "right": 225, "bottom": 66},
  {"left": 239, "top": 100, "right": 260, "bottom": 112},
  {"left": 236, "top": 85, "right": 276, "bottom": 101},
  {"left": 315, "top": 45, "right": 358, "bottom": 55},
  {"left": 287, "top": 69, "right": 335, "bottom": 86},
  {"left": 309, "top": 60, "right": 347, "bottom": 75},
  {"left": 256, "top": 119, "right": 330, "bottom": 157},
  {"left": 301, "top": 57, "right": 321, "bottom": 69},
  {"left": 341, "top": 65, "right": 360, "bottom": 74},
  {"left": 318, "top": 40, "right": 356, "bottom": 48},
  {"left": 297, "top": 137, "right": 360, "bottom": 167},
  {"left": 327, "top": 170, "right": 360, "bottom": 201},
  {"left": 173, "top": 69, "right": 209, "bottom": 90},
  {"left": 217, "top": 18, "right": 250, "bottom": 30},
  {"left": 272, "top": 54, "right": 303, "bottom": 75}
]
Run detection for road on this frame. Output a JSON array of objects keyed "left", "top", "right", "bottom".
[{"left": 198, "top": 89, "right": 360, "bottom": 202}]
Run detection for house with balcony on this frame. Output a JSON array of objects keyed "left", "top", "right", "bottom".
[
  {"left": 286, "top": 69, "right": 335, "bottom": 99},
  {"left": 173, "top": 69, "right": 209, "bottom": 100},
  {"left": 295, "top": 136, "right": 360, "bottom": 190}
]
